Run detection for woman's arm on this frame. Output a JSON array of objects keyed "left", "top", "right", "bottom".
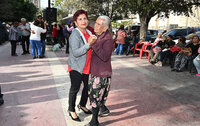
[
  {"left": 69, "top": 31, "right": 90, "bottom": 58},
  {"left": 67, "top": 26, "right": 74, "bottom": 32}
]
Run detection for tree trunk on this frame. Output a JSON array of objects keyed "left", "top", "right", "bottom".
[{"left": 139, "top": 15, "right": 150, "bottom": 41}]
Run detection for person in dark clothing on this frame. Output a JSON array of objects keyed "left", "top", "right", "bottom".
[
  {"left": 37, "top": 15, "right": 47, "bottom": 57},
  {"left": 167, "top": 36, "right": 186, "bottom": 68},
  {"left": 159, "top": 35, "right": 175, "bottom": 66},
  {"left": 64, "top": 20, "right": 74, "bottom": 54},
  {"left": 172, "top": 35, "right": 200, "bottom": 72},
  {"left": 52, "top": 24, "right": 58, "bottom": 45},
  {"left": 126, "top": 32, "right": 136, "bottom": 55},
  {"left": 57, "top": 24, "right": 65, "bottom": 48},
  {"left": 0, "top": 22, "right": 8, "bottom": 45},
  {"left": 0, "top": 85, "right": 4, "bottom": 106}
]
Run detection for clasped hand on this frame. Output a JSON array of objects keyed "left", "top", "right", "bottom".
[{"left": 88, "top": 35, "right": 97, "bottom": 45}]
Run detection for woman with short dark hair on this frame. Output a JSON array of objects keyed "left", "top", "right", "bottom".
[{"left": 67, "top": 9, "right": 97, "bottom": 122}]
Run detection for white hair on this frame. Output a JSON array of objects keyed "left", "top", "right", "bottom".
[
  {"left": 21, "top": 18, "right": 26, "bottom": 22},
  {"left": 99, "top": 15, "right": 111, "bottom": 27}
]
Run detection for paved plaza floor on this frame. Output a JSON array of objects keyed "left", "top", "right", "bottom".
[{"left": 0, "top": 42, "right": 200, "bottom": 126}]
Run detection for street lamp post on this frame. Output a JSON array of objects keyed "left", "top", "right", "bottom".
[
  {"left": 45, "top": 0, "right": 54, "bottom": 50},
  {"left": 48, "top": 0, "right": 51, "bottom": 8}
]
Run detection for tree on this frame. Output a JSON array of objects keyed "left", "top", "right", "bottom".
[
  {"left": 83, "top": 0, "right": 128, "bottom": 20},
  {"left": 0, "top": 0, "right": 37, "bottom": 22},
  {"left": 122, "top": 0, "right": 200, "bottom": 40},
  {"left": 0, "top": 0, "right": 14, "bottom": 21},
  {"left": 54, "top": 0, "right": 84, "bottom": 22}
]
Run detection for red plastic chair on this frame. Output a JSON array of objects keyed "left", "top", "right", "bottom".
[
  {"left": 142, "top": 41, "right": 158, "bottom": 61},
  {"left": 133, "top": 41, "right": 144, "bottom": 59},
  {"left": 142, "top": 42, "right": 152, "bottom": 61}
]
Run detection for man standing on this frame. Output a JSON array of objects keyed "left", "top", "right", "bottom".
[
  {"left": 86, "top": 16, "right": 113, "bottom": 126},
  {"left": 37, "top": 15, "right": 46, "bottom": 57},
  {"left": 19, "top": 18, "right": 31, "bottom": 55}
]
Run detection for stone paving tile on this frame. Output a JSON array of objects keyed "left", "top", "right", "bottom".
[
  {"left": 1, "top": 43, "right": 200, "bottom": 126},
  {"left": 55, "top": 49, "right": 200, "bottom": 126},
  {"left": 0, "top": 43, "right": 67, "bottom": 126}
]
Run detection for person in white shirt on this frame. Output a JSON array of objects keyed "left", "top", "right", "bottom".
[
  {"left": 30, "top": 20, "right": 46, "bottom": 59},
  {"left": 19, "top": 18, "right": 31, "bottom": 55},
  {"left": 154, "top": 32, "right": 162, "bottom": 43}
]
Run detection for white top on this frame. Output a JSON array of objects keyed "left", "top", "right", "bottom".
[
  {"left": 155, "top": 37, "right": 162, "bottom": 42},
  {"left": 30, "top": 23, "right": 46, "bottom": 41},
  {"left": 18, "top": 23, "right": 31, "bottom": 36}
]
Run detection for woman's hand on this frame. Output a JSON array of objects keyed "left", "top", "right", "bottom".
[
  {"left": 88, "top": 35, "right": 97, "bottom": 45},
  {"left": 30, "top": 30, "right": 35, "bottom": 34}
]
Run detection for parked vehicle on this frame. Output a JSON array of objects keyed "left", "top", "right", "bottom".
[
  {"left": 149, "top": 27, "right": 200, "bottom": 42},
  {"left": 174, "top": 31, "right": 200, "bottom": 44},
  {"left": 146, "top": 30, "right": 159, "bottom": 41},
  {"left": 124, "top": 24, "right": 140, "bottom": 33}
]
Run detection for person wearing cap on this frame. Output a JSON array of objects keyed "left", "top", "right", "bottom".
[{"left": 19, "top": 18, "right": 31, "bottom": 55}]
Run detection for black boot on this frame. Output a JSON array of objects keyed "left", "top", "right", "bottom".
[
  {"left": 85, "top": 107, "right": 99, "bottom": 126},
  {"left": 99, "top": 105, "right": 110, "bottom": 117}
]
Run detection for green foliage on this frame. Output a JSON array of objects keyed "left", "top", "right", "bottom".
[
  {"left": 83, "top": 0, "right": 127, "bottom": 20},
  {"left": 54, "top": 0, "right": 83, "bottom": 22},
  {"left": 0, "top": 0, "right": 37, "bottom": 22},
  {"left": 112, "top": 20, "right": 132, "bottom": 28},
  {"left": 121, "top": 0, "right": 200, "bottom": 40}
]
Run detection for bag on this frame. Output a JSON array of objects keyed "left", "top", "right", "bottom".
[
  {"left": 170, "top": 45, "right": 181, "bottom": 53},
  {"left": 153, "top": 46, "right": 161, "bottom": 53},
  {"left": 53, "top": 43, "right": 61, "bottom": 51}
]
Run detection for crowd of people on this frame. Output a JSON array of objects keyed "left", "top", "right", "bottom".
[
  {"left": 149, "top": 34, "right": 200, "bottom": 77},
  {"left": 112, "top": 25, "right": 200, "bottom": 77},
  {"left": 5, "top": 16, "right": 47, "bottom": 58},
  {"left": 2, "top": 15, "right": 78, "bottom": 58}
]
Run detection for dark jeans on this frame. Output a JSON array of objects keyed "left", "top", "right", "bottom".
[
  {"left": 10, "top": 40, "right": 17, "bottom": 55},
  {"left": 53, "top": 37, "right": 57, "bottom": 45},
  {"left": 66, "top": 38, "right": 69, "bottom": 54},
  {"left": 41, "top": 39, "right": 46, "bottom": 56},
  {"left": 68, "top": 70, "right": 89, "bottom": 112},
  {"left": 126, "top": 43, "right": 134, "bottom": 55},
  {"left": 22, "top": 36, "right": 30, "bottom": 53},
  {"left": 168, "top": 51, "right": 179, "bottom": 68}
]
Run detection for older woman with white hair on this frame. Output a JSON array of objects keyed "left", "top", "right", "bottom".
[
  {"left": 154, "top": 32, "right": 162, "bottom": 42},
  {"left": 85, "top": 15, "right": 113, "bottom": 126}
]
